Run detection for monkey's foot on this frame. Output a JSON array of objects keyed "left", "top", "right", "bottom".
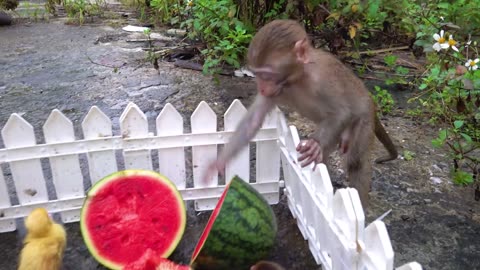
[{"left": 296, "top": 139, "right": 322, "bottom": 168}]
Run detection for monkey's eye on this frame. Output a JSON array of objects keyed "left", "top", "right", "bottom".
[{"left": 255, "top": 71, "right": 279, "bottom": 82}]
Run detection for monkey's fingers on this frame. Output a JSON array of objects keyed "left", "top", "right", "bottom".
[
  {"left": 299, "top": 145, "right": 322, "bottom": 167},
  {"left": 298, "top": 139, "right": 320, "bottom": 161},
  {"left": 296, "top": 139, "right": 318, "bottom": 154},
  {"left": 296, "top": 139, "right": 313, "bottom": 153},
  {"left": 202, "top": 162, "right": 221, "bottom": 184}
]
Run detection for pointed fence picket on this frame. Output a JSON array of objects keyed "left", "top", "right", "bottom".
[
  {"left": 224, "top": 100, "right": 249, "bottom": 182},
  {"left": 82, "top": 106, "right": 117, "bottom": 185},
  {"left": 156, "top": 103, "right": 186, "bottom": 189},
  {"left": 0, "top": 100, "right": 421, "bottom": 269}
]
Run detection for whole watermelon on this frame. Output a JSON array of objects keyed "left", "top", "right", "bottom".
[{"left": 190, "top": 175, "right": 278, "bottom": 270}]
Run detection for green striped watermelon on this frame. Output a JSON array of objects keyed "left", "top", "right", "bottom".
[
  {"left": 190, "top": 175, "right": 278, "bottom": 270},
  {"left": 80, "top": 170, "right": 186, "bottom": 270}
]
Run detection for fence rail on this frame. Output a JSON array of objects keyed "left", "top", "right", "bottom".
[{"left": 0, "top": 100, "right": 421, "bottom": 269}]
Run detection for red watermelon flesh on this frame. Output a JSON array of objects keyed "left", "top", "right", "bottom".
[
  {"left": 123, "top": 249, "right": 191, "bottom": 270},
  {"left": 191, "top": 186, "right": 228, "bottom": 259},
  {"left": 80, "top": 170, "right": 187, "bottom": 270}
]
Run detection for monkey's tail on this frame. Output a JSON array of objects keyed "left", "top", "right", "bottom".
[{"left": 374, "top": 114, "right": 398, "bottom": 163}]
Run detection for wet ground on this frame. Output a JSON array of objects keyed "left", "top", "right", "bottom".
[{"left": 0, "top": 4, "right": 480, "bottom": 270}]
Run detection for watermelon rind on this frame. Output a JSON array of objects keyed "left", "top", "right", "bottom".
[
  {"left": 190, "top": 175, "right": 278, "bottom": 270},
  {"left": 80, "top": 170, "right": 187, "bottom": 270}
]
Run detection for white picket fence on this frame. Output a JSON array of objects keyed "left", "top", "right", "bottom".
[{"left": 0, "top": 100, "right": 421, "bottom": 270}]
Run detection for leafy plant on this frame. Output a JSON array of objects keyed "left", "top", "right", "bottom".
[
  {"left": 182, "top": 0, "right": 253, "bottom": 74},
  {"left": 371, "top": 85, "right": 395, "bottom": 115},
  {"left": 143, "top": 28, "right": 160, "bottom": 69},
  {"left": 403, "top": 150, "right": 415, "bottom": 161},
  {"left": 413, "top": 24, "right": 480, "bottom": 186},
  {"left": 431, "top": 120, "right": 479, "bottom": 185},
  {"left": 59, "top": 0, "right": 105, "bottom": 24}
]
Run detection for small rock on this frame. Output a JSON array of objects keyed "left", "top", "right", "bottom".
[
  {"left": 234, "top": 67, "right": 255, "bottom": 78},
  {"left": 406, "top": 187, "right": 417, "bottom": 193},
  {"left": 430, "top": 176, "right": 443, "bottom": 184},
  {"left": 0, "top": 11, "right": 13, "bottom": 26},
  {"left": 166, "top": 28, "right": 187, "bottom": 37},
  {"left": 401, "top": 215, "right": 410, "bottom": 221},
  {"left": 472, "top": 214, "right": 480, "bottom": 223},
  {"left": 150, "top": 33, "right": 174, "bottom": 41},
  {"left": 122, "top": 25, "right": 150, "bottom": 32},
  {"left": 424, "top": 199, "right": 432, "bottom": 203},
  {"left": 431, "top": 164, "right": 443, "bottom": 173}
]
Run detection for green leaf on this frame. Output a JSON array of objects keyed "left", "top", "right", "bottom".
[
  {"left": 439, "top": 129, "right": 447, "bottom": 140},
  {"left": 396, "top": 66, "right": 409, "bottom": 75},
  {"left": 452, "top": 170, "right": 473, "bottom": 185},
  {"left": 431, "top": 138, "right": 444, "bottom": 148},
  {"left": 437, "top": 2, "right": 450, "bottom": 9},
  {"left": 419, "top": 83, "right": 428, "bottom": 90},
  {"left": 384, "top": 55, "right": 398, "bottom": 67},
  {"left": 454, "top": 120, "right": 464, "bottom": 129},
  {"left": 403, "top": 150, "right": 415, "bottom": 161},
  {"left": 367, "top": 1, "right": 380, "bottom": 18},
  {"left": 431, "top": 67, "right": 441, "bottom": 77},
  {"left": 460, "top": 133, "right": 472, "bottom": 142}
]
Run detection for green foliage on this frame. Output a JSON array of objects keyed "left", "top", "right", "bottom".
[
  {"left": 60, "top": 0, "right": 105, "bottom": 24},
  {"left": 181, "top": 0, "right": 253, "bottom": 74},
  {"left": 403, "top": 150, "right": 415, "bottom": 161},
  {"left": 380, "top": 54, "right": 410, "bottom": 86},
  {"left": 263, "top": 0, "right": 293, "bottom": 21},
  {"left": 0, "top": 0, "right": 19, "bottom": 11},
  {"left": 150, "top": 0, "right": 179, "bottom": 23},
  {"left": 371, "top": 86, "right": 395, "bottom": 115}
]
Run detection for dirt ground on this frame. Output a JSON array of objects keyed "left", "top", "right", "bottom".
[{"left": 0, "top": 3, "right": 480, "bottom": 270}]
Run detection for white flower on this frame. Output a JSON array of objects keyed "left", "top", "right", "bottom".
[
  {"left": 440, "top": 16, "right": 444, "bottom": 21},
  {"left": 447, "top": 35, "right": 459, "bottom": 52},
  {"left": 465, "top": 59, "right": 479, "bottom": 71},
  {"left": 433, "top": 30, "right": 449, "bottom": 51}
]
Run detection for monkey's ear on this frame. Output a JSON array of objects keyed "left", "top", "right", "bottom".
[{"left": 294, "top": 38, "right": 309, "bottom": 64}]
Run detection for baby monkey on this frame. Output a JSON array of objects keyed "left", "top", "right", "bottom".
[{"left": 206, "top": 19, "right": 397, "bottom": 209}]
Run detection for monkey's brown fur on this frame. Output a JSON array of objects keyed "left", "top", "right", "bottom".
[{"left": 208, "top": 19, "right": 397, "bottom": 210}]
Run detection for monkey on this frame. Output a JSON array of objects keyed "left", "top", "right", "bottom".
[
  {"left": 251, "top": 260, "right": 285, "bottom": 270},
  {"left": 204, "top": 19, "right": 397, "bottom": 209}
]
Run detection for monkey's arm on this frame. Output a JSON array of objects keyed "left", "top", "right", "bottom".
[
  {"left": 204, "top": 95, "right": 274, "bottom": 180},
  {"left": 219, "top": 95, "right": 274, "bottom": 164}
]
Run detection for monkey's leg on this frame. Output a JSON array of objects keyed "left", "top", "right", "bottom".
[{"left": 345, "top": 125, "right": 374, "bottom": 210}]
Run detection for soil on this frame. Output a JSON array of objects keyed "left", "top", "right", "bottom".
[{"left": 0, "top": 2, "right": 479, "bottom": 270}]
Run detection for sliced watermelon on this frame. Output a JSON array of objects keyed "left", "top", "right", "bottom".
[
  {"left": 123, "top": 249, "right": 191, "bottom": 270},
  {"left": 80, "top": 170, "right": 186, "bottom": 270},
  {"left": 190, "top": 175, "right": 278, "bottom": 270}
]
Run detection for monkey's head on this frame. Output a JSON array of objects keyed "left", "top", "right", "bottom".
[{"left": 248, "top": 20, "right": 311, "bottom": 97}]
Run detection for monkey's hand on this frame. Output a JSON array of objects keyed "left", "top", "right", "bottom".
[
  {"left": 202, "top": 159, "right": 226, "bottom": 184},
  {"left": 296, "top": 139, "right": 323, "bottom": 169}
]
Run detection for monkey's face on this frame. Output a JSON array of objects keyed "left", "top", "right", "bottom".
[
  {"left": 250, "top": 52, "right": 301, "bottom": 97},
  {"left": 253, "top": 69, "right": 285, "bottom": 97}
]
